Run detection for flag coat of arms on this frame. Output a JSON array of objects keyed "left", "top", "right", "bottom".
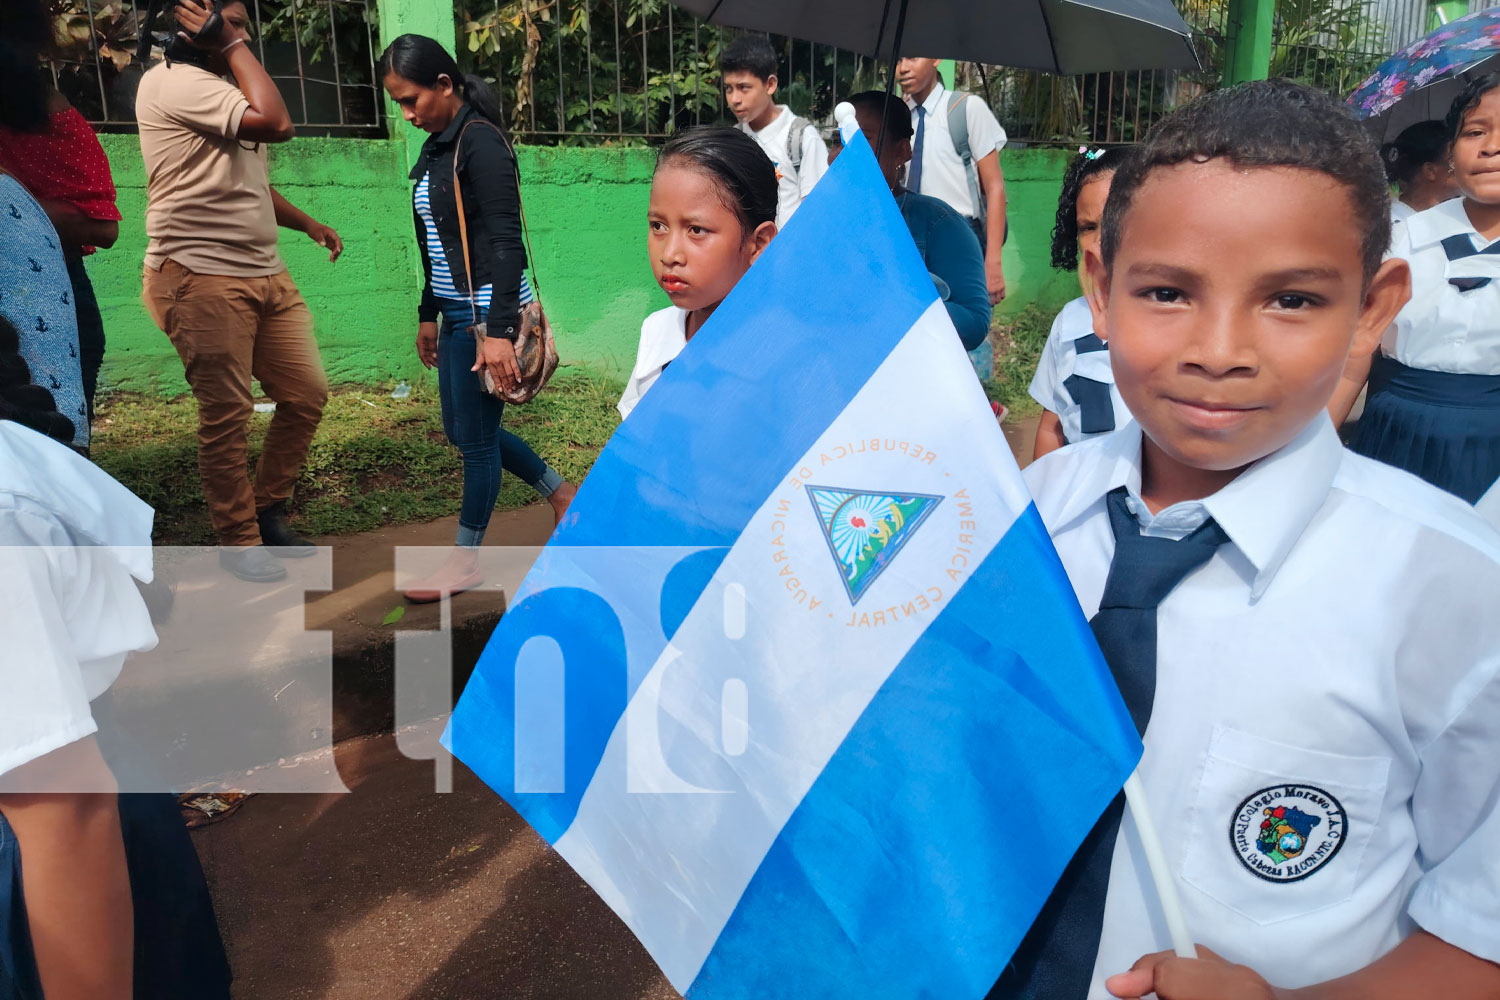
[{"left": 444, "top": 131, "right": 1141, "bottom": 999}]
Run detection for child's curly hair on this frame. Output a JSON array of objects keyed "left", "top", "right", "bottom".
[
  {"left": 1050, "top": 146, "right": 1133, "bottom": 271},
  {"left": 0, "top": 314, "right": 76, "bottom": 445},
  {"left": 1101, "top": 79, "right": 1391, "bottom": 282}
]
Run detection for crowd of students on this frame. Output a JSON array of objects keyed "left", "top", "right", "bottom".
[
  {"left": 2, "top": 0, "right": 1500, "bottom": 995},
  {"left": 613, "top": 71, "right": 1500, "bottom": 997}
]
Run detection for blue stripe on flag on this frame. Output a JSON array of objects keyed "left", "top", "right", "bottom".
[
  {"left": 687, "top": 506, "right": 1140, "bottom": 998},
  {"left": 443, "top": 544, "right": 724, "bottom": 844},
  {"left": 448, "top": 135, "right": 942, "bottom": 842},
  {"left": 554, "top": 134, "right": 936, "bottom": 549}
]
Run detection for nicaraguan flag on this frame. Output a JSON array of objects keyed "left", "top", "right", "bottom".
[{"left": 444, "top": 131, "right": 1141, "bottom": 998}]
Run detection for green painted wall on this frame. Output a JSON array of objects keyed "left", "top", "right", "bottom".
[
  {"left": 996, "top": 146, "right": 1078, "bottom": 319},
  {"left": 96, "top": 133, "right": 418, "bottom": 393},
  {"left": 94, "top": 135, "right": 1075, "bottom": 392}
]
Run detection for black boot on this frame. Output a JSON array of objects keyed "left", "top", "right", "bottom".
[{"left": 256, "top": 501, "right": 316, "bottom": 558}]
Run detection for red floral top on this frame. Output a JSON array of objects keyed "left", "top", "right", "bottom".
[{"left": 0, "top": 106, "right": 121, "bottom": 254}]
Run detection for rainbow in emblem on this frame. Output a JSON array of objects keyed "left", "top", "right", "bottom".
[{"left": 806, "top": 486, "right": 944, "bottom": 605}]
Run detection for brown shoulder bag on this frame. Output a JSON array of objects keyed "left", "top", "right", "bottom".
[{"left": 452, "top": 120, "right": 558, "bottom": 404}]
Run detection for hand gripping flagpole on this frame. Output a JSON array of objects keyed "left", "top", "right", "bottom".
[{"left": 1123, "top": 771, "right": 1198, "bottom": 959}]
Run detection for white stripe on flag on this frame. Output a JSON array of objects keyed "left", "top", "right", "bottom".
[{"left": 551, "top": 302, "right": 1035, "bottom": 991}]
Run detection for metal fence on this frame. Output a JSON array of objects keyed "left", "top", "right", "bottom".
[
  {"left": 45, "top": 0, "right": 384, "bottom": 135},
  {"left": 50, "top": 0, "right": 1481, "bottom": 142},
  {"left": 459, "top": 0, "right": 1445, "bottom": 147},
  {"left": 455, "top": 2, "right": 873, "bottom": 141}
]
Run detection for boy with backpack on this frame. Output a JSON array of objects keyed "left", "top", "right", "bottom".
[
  {"left": 897, "top": 57, "right": 1008, "bottom": 305},
  {"left": 720, "top": 35, "right": 828, "bottom": 229}
]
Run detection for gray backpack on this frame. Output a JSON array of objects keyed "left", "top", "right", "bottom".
[
  {"left": 782, "top": 115, "right": 811, "bottom": 177},
  {"left": 944, "top": 91, "right": 986, "bottom": 227}
]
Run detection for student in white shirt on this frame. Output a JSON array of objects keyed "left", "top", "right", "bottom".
[
  {"left": 1003, "top": 80, "right": 1500, "bottom": 999},
  {"left": 896, "top": 57, "right": 1008, "bottom": 305},
  {"left": 619, "top": 127, "right": 776, "bottom": 420},
  {"left": 719, "top": 35, "right": 827, "bottom": 230},
  {"left": 1380, "top": 120, "right": 1458, "bottom": 225},
  {"left": 0, "top": 333, "right": 230, "bottom": 998},
  {"left": 1333, "top": 76, "right": 1500, "bottom": 504},
  {"left": 1031, "top": 146, "right": 1134, "bottom": 460}
]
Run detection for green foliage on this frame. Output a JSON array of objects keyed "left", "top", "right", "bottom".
[
  {"left": 1269, "top": 0, "right": 1390, "bottom": 95},
  {"left": 984, "top": 307, "right": 1053, "bottom": 416},
  {"left": 258, "top": 0, "right": 379, "bottom": 84},
  {"left": 454, "top": 1, "right": 869, "bottom": 142}
]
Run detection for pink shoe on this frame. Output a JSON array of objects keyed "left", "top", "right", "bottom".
[{"left": 404, "top": 551, "right": 483, "bottom": 604}]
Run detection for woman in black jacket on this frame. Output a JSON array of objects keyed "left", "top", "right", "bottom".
[{"left": 380, "top": 35, "right": 575, "bottom": 602}]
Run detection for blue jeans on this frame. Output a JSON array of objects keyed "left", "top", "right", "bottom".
[{"left": 437, "top": 299, "right": 563, "bottom": 546}]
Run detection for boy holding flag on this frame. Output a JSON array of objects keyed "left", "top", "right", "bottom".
[{"left": 1010, "top": 80, "right": 1500, "bottom": 998}]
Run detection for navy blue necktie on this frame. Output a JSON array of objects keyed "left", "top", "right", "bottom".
[
  {"left": 908, "top": 106, "right": 926, "bottom": 194},
  {"left": 991, "top": 487, "right": 1229, "bottom": 999},
  {"left": 1442, "top": 233, "right": 1500, "bottom": 292}
]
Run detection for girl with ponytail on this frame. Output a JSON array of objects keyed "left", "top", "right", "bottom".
[
  {"left": 379, "top": 34, "right": 575, "bottom": 603},
  {"left": 1379, "top": 120, "right": 1458, "bottom": 223}
]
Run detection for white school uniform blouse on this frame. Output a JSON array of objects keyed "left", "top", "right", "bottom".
[
  {"left": 1027, "top": 296, "right": 1132, "bottom": 444},
  {"left": 1383, "top": 198, "right": 1500, "bottom": 375},
  {"left": 617, "top": 306, "right": 688, "bottom": 420},
  {"left": 1478, "top": 480, "right": 1500, "bottom": 530},
  {"left": 905, "top": 82, "right": 1007, "bottom": 220},
  {"left": 0, "top": 421, "right": 157, "bottom": 778},
  {"left": 737, "top": 106, "right": 828, "bottom": 229},
  {"left": 1024, "top": 417, "right": 1500, "bottom": 995}
]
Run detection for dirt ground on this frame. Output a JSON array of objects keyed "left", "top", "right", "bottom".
[{"left": 189, "top": 413, "right": 1043, "bottom": 998}]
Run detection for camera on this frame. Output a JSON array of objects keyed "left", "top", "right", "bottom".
[{"left": 134, "top": 0, "right": 228, "bottom": 67}]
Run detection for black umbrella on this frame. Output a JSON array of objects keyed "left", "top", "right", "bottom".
[{"left": 672, "top": 0, "right": 1200, "bottom": 75}]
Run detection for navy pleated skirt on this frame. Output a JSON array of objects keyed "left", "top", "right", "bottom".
[
  {"left": 1349, "top": 355, "right": 1500, "bottom": 504},
  {"left": 0, "top": 794, "right": 231, "bottom": 999}
]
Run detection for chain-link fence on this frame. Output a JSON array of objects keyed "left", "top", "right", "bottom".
[{"left": 44, "top": 0, "right": 383, "bottom": 135}]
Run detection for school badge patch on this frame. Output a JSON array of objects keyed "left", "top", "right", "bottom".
[
  {"left": 1230, "top": 784, "right": 1346, "bottom": 883},
  {"left": 806, "top": 486, "right": 943, "bottom": 604}
]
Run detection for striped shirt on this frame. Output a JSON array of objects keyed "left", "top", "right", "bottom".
[{"left": 415, "top": 171, "right": 532, "bottom": 310}]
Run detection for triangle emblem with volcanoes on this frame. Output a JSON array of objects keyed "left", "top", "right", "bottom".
[{"left": 805, "top": 485, "right": 944, "bottom": 605}]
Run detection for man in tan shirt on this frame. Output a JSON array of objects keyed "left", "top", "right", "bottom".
[{"left": 138, "top": 0, "right": 342, "bottom": 582}]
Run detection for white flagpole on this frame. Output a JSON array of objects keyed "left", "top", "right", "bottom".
[{"left": 1123, "top": 770, "right": 1198, "bottom": 959}]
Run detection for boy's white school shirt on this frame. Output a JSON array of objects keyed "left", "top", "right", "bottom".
[
  {"left": 1027, "top": 296, "right": 1132, "bottom": 444},
  {"left": 0, "top": 421, "right": 158, "bottom": 778},
  {"left": 737, "top": 105, "right": 828, "bottom": 229},
  {"left": 617, "top": 305, "right": 688, "bottom": 420},
  {"left": 1024, "top": 416, "right": 1500, "bottom": 995},
  {"left": 1384, "top": 197, "right": 1500, "bottom": 375},
  {"left": 904, "top": 82, "right": 1007, "bottom": 220}
]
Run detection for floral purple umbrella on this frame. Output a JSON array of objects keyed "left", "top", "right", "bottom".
[{"left": 1346, "top": 7, "right": 1500, "bottom": 142}]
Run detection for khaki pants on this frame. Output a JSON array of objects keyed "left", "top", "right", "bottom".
[{"left": 143, "top": 260, "right": 328, "bottom": 546}]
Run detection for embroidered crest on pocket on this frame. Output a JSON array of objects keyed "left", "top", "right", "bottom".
[{"left": 1230, "top": 784, "right": 1347, "bottom": 884}]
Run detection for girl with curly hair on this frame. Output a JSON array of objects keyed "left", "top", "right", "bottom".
[{"left": 1029, "top": 145, "right": 1134, "bottom": 460}]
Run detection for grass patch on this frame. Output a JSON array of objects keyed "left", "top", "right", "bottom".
[
  {"left": 92, "top": 370, "right": 624, "bottom": 545},
  {"left": 92, "top": 318, "right": 1053, "bottom": 545},
  {"left": 984, "top": 305, "right": 1052, "bottom": 418}
]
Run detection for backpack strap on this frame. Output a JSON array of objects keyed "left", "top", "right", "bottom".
[
  {"left": 945, "top": 90, "right": 986, "bottom": 227},
  {"left": 784, "top": 115, "right": 810, "bottom": 176}
]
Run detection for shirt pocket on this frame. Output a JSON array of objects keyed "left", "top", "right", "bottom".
[{"left": 1180, "top": 725, "right": 1389, "bottom": 925}]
